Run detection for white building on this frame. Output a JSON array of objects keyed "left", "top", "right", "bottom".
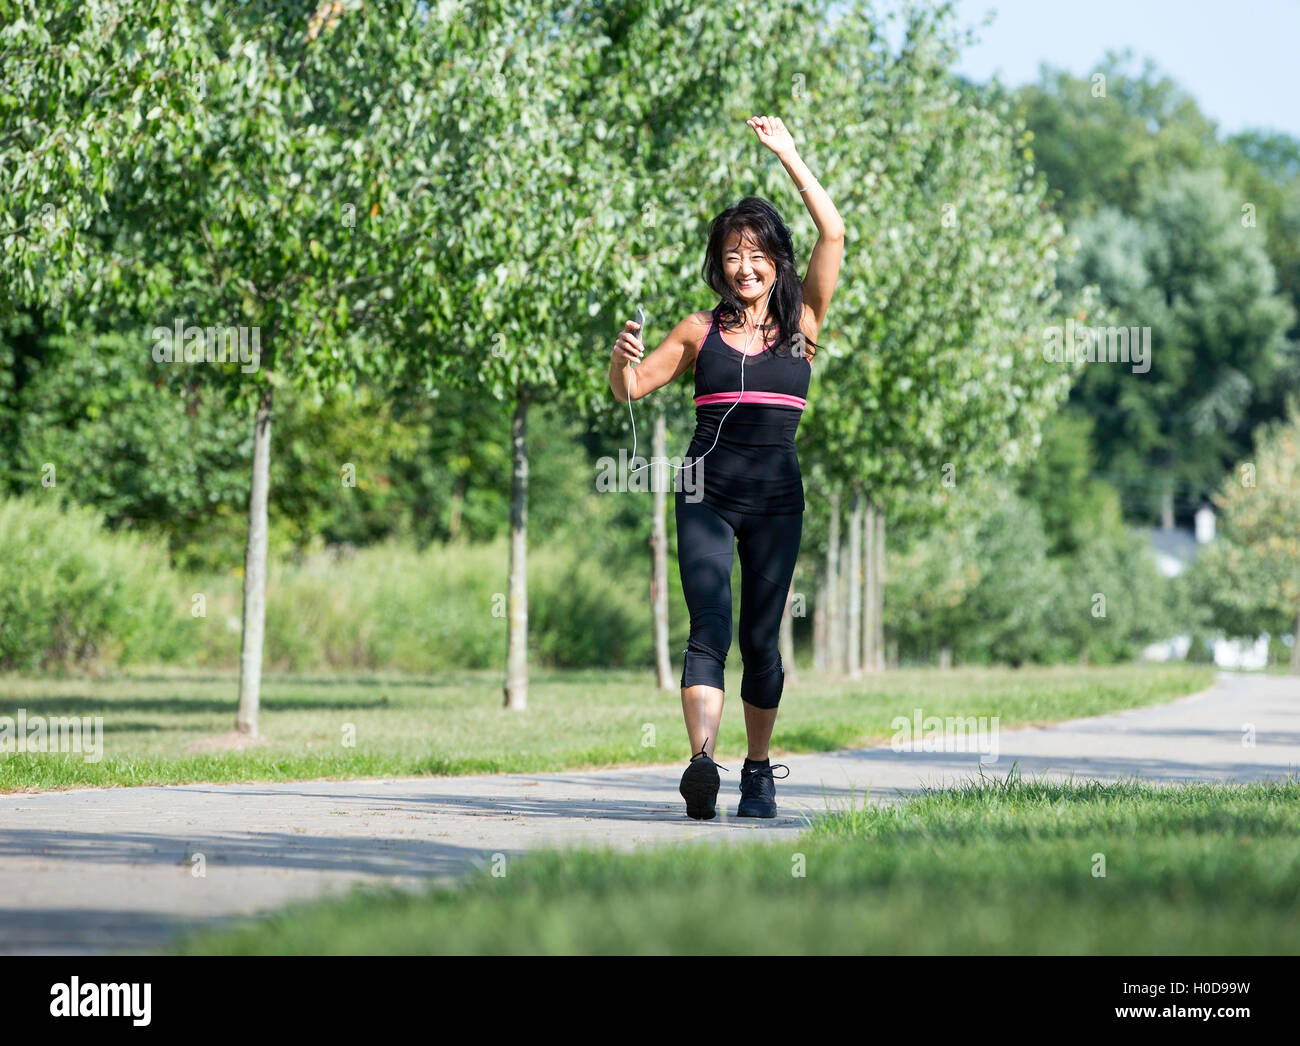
[{"left": 1140, "top": 503, "right": 1271, "bottom": 670}]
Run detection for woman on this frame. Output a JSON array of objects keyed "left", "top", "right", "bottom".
[{"left": 608, "top": 115, "right": 844, "bottom": 820}]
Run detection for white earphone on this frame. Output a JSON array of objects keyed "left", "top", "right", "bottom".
[{"left": 626, "top": 277, "right": 776, "bottom": 478}]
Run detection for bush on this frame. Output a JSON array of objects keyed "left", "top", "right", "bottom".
[
  {"left": 0, "top": 496, "right": 197, "bottom": 671},
  {"left": 887, "top": 482, "right": 1177, "bottom": 666},
  {"left": 189, "top": 535, "right": 675, "bottom": 672}
]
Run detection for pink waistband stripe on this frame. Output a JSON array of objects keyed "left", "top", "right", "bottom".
[{"left": 694, "top": 391, "right": 806, "bottom": 410}]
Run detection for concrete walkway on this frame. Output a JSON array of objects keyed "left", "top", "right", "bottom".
[{"left": 1, "top": 671, "right": 1295, "bottom": 954}]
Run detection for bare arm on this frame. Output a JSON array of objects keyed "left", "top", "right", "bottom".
[
  {"left": 747, "top": 116, "right": 845, "bottom": 336},
  {"left": 609, "top": 311, "right": 710, "bottom": 403}
]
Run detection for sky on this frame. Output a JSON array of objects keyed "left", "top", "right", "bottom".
[{"left": 872, "top": 0, "right": 1300, "bottom": 139}]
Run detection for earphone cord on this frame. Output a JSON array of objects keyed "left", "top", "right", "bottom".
[{"left": 627, "top": 280, "right": 775, "bottom": 476}]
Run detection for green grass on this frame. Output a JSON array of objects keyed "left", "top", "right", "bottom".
[
  {"left": 172, "top": 770, "right": 1300, "bottom": 954},
  {"left": 0, "top": 662, "right": 1214, "bottom": 792}
]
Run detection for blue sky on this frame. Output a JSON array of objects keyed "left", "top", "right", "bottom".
[{"left": 871, "top": 0, "right": 1300, "bottom": 138}]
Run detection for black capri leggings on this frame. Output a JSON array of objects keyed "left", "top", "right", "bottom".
[{"left": 674, "top": 489, "right": 803, "bottom": 709}]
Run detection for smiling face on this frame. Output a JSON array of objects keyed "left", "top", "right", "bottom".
[{"left": 721, "top": 226, "right": 775, "bottom": 304}]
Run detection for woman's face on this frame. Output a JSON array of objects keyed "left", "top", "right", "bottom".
[{"left": 722, "top": 227, "right": 775, "bottom": 304}]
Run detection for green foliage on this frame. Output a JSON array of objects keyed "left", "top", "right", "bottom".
[
  {"left": 8, "top": 1, "right": 1289, "bottom": 680},
  {"left": 187, "top": 535, "right": 682, "bottom": 672},
  {"left": 1056, "top": 168, "right": 1297, "bottom": 520},
  {"left": 3, "top": 326, "right": 455, "bottom": 571},
  {"left": 888, "top": 482, "right": 1067, "bottom": 666},
  {"left": 1059, "top": 523, "right": 1177, "bottom": 664},
  {"left": 1015, "top": 51, "right": 1221, "bottom": 221},
  {"left": 0, "top": 0, "right": 204, "bottom": 310},
  {"left": 1020, "top": 57, "right": 1300, "bottom": 527},
  {"left": 0, "top": 495, "right": 196, "bottom": 670},
  {"left": 1220, "top": 129, "right": 1300, "bottom": 420},
  {"left": 799, "top": 1, "right": 1070, "bottom": 509},
  {"left": 1185, "top": 403, "right": 1300, "bottom": 645},
  {"left": 1018, "top": 409, "right": 1125, "bottom": 557},
  {"left": 888, "top": 476, "right": 1174, "bottom": 666}
]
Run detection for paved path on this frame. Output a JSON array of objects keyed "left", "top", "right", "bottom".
[{"left": 1, "top": 671, "right": 1295, "bottom": 954}]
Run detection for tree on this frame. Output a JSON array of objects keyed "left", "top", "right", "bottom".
[
  {"left": 798, "top": 0, "right": 1071, "bottom": 671},
  {"left": 1018, "top": 410, "right": 1126, "bottom": 558},
  {"left": 0, "top": 1, "right": 200, "bottom": 310},
  {"left": 1188, "top": 403, "right": 1300, "bottom": 673},
  {"left": 416, "top": 0, "right": 835, "bottom": 706},
  {"left": 1014, "top": 51, "right": 1220, "bottom": 222},
  {"left": 5, "top": 2, "right": 467, "bottom": 734},
  {"left": 1058, "top": 168, "right": 1297, "bottom": 525}
]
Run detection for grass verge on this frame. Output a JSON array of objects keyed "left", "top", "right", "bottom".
[
  {"left": 0, "top": 663, "right": 1215, "bottom": 791},
  {"left": 172, "top": 769, "right": 1300, "bottom": 954}
]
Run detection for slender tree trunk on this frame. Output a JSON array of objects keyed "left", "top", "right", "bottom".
[
  {"left": 448, "top": 474, "right": 466, "bottom": 541},
  {"left": 236, "top": 386, "right": 273, "bottom": 737},
  {"left": 862, "top": 498, "right": 877, "bottom": 673},
  {"left": 779, "top": 581, "right": 798, "bottom": 686},
  {"left": 1292, "top": 609, "right": 1300, "bottom": 675},
  {"left": 1160, "top": 487, "right": 1174, "bottom": 531},
  {"left": 872, "top": 505, "right": 886, "bottom": 672},
  {"left": 839, "top": 531, "right": 851, "bottom": 674},
  {"left": 650, "top": 411, "right": 673, "bottom": 690},
  {"left": 503, "top": 386, "right": 529, "bottom": 709},
  {"left": 827, "top": 489, "right": 841, "bottom": 677},
  {"left": 847, "top": 486, "right": 863, "bottom": 679},
  {"left": 813, "top": 564, "right": 827, "bottom": 672}
]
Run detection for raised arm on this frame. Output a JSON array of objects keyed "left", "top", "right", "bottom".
[
  {"left": 746, "top": 115, "right": 845, "bottom": 334},
  {"left": 609, "top": 311, "right": 711, "bottom": 403}
]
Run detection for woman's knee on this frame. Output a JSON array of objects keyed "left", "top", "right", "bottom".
[
  {"left": 681, "top": 639, "right": 727, "bottom": 691},
  {"left": 739, "top": 652, "right": 785, "bottom": 709}
]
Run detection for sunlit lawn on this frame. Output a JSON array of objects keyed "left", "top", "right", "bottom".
[{"left": 0, "top": 663, "right": 1214, "bottom": 791}]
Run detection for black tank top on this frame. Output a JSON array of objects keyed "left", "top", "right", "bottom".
[{"left": 681, "top": 306, "right": 811, "bottom": 514}]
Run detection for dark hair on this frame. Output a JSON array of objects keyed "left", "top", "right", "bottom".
[{"left": 701, "top": 195, "right": 818, "bottom": 361}]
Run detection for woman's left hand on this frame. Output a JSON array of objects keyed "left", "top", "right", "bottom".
[{"left": 746, "top": 115, "right": 796, "bottom": 159}]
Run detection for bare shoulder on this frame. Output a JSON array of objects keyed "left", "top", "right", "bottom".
[
  {"left": 686, "top": 309, "right": 713, "bottom": 332},
  {"left": 682, "top": 310, "right": 713, "bottom": 357}
]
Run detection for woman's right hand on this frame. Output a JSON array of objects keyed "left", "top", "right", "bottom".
[{"left": 613, "top": 320, "right": 644, "bottom": 365}]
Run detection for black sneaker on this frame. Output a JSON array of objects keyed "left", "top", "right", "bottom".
[
  {"left": 679, "top": 737, "right": 729, "bottom": 820},
  {"left": 737, "top": 759, "right": 790, "bottom": 818}
]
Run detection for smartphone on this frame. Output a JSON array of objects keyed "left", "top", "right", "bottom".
[{"left": 634, "top": 307, "right": 646, "bottom": 364}]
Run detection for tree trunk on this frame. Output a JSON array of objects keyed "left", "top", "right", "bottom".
[
  {"left": 1160, "top": 487, "right": 1174, "bottom": 531},
  {"left": 862, "top": 498, "right": 875, "bottom": 673},
  {"left": 448, "top": 474, "right": 465, "bottom": 541},
  {"left": 1292, "top": 609, "right": 1300, "bottom": 675},
  {"left": 847, "top": 486, "right": 863, "bottom": 679},
  {"left": 236, "top": 386, "right": 273, "bottom": 737},
  {"left": 812, "top": 564, "right": 827, "bottom": 672},
  {"left": 872, "top": 505, "right": 886, "bottom": 671},
  {"left": 779, "top": 581, "right": 798, "bottom": 686},
  {"left": 503, "top": 386, "right": 529, "bottom": 709},
  {"left": 650, "top": 411, "right": 673, "bottom": 690},
  {"left": 840, "top": 530, "right": 852, "bottom": 675},
  {"left": 826, "top": 489, "right": 841, "bottom": 677}
]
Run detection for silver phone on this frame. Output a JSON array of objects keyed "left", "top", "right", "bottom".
[{"left": 634, "top": 307, "right": 646, "bottom": 364}]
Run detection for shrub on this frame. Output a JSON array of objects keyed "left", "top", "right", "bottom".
[{"left": 0, "top": 496, "right": 196, "bottom": 670}]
